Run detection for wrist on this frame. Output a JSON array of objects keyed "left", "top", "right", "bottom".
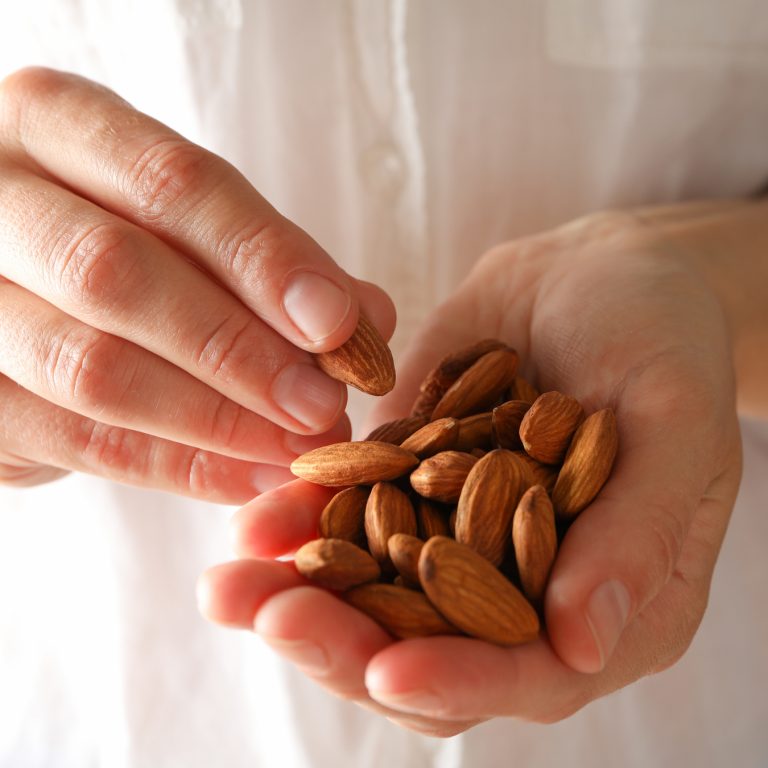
[{"left": 635, "top": 198, "right": 768, "bottom": 418}]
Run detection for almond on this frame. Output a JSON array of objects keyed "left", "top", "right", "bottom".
[
  {"left": 400, "top": 417, "right": 459, "bottom": 458},
  {"left": 294, "top": 538, "right": 380, "bottom": 590},
  {"left": 512, "top": 485, "right": 557, "bottom": 603},
  {"left": 364, "top": 482, "right": 417, "bottom": 569},
  {"left": 454, "top": 412, "right": 494, "bottom": 452},
  {"left": 552, "top": 408, "right": 618, "bottom": 518},
  {"left": 512, "top": 450, "right": 559, "bottom": 494},
  {"left": 416, "top": 498, "right": 451, "bottom": 539},
  {"left": 365, "top": 415, "right": 428, "bottom": 444},
  {"left": 291, "top": 441, "right": 419, "bottom": 486},
  {"left": 419, "top": 536, "right": 539, "bottom": 646},
  {"left": 318, "top": 486, "right": 369, "bottom": 543},
  {"left": 509, "top": 376, "right": 539, "bottom": 404},
  {"left": 455, "top": 449, "right": 526, "bottom": 566},
  {"left": 410, "top": 339, "right": 510, "bottom": 418},
  {"left": 387, "top": 533, "right": 424, "bottom": 587},
  {"left": 519, "top": 391, "right": 585, "bottom": 465},
  {"left": 431, "top": 348, "right": 519, "bottom": 420},
  {"left": 492, "top": 400, "right": 530, "bottom": 450},
  {"left": 409, "top": 450, "right": 479, "bottom": 503},
  {"left": 344, "top": 583, "right": 460, "bottom": 639},
  {"left": 316, "top": 313, "right": 395, "bottom": 396}
]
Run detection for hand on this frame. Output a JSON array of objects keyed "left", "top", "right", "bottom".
[
  {"left": 198, "top": 207, "right": 742, "bottom": 735},
  {"left": 0, "top": 67, "right": 394, "bottom": 501}
]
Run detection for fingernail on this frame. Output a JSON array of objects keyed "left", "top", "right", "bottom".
[
  {"left": 272, "top": 363, "right": 346, "bottom": 431},
  {"left": 283, "top": 272, "right": 352, "bottom": 343},
  {"left": 260, "top": 636, "right": 330, "bottom": 675},
  {"left": 368, "top": 688, "right": 445, "bottom": 716},
  {"left": 585, "top": 580, "right": 631, "bottom": 670}
]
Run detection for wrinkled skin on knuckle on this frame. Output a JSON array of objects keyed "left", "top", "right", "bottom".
[
  {"left": 121, "top": 136, "right": 216, "bottom": 223},
  {"left": 45, "top": 329, "right": 125, "bottom": 414},
  {"left": 49, "top": 221, "right": 141, "bottom": 315}
]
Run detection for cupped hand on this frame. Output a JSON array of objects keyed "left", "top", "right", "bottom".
[
  {"left": 0, "top": 67, "right": 394, "bottom": 501},
  {"left": 199, "top": 208, "right": 742, "bottom": 734}
]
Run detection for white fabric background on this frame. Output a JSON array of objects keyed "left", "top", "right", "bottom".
[{"left": 0, "top": 1, "right": 766, "bottom": 765}]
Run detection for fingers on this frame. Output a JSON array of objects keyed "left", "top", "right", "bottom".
[
  {"left": 0, "top": 374, "right": 274, "bottom": 502},
  {"left": 0, "top": 280, "right": 352, "bottom": 464},
  {"left": 545, "top": 370, "right": 742, "bottom": 673},
  {"left": 0, "top": 67, "right": 391, "bottom": 352},
  {"left": 0, "top": 166, "right": 346, "bottom": 435},
  {"left": 197, "top": 559, "right": 307, "bottom": 629},
  {"left": 230, "top": 479, "right": 334, "bottom": 558}
]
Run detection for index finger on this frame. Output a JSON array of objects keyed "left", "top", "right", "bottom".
[{"left": 0, "top": 67, "right": 376, "bottom": 352}]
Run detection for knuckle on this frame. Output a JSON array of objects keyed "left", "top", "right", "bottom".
[
  {"left": 216, "top": 219, "right": 284, "bottom": 285},
  {"left": 80, "top": 421, "right": 135, "bottom": 471},
  {"left": 643, "top": 503, "right": 687, "bottom": 585},
  {"left": 50, "top": 221, "right": 138, "bottom": 312},
  {"left": 182, "top": 448, "right": 214, "bottom": 497},
  {"left": 122, "top": 136, "right": 214, "bottom": 222},
  {"left": 194, "top": 315, "right": 255, "bottom": 383},
  {"left": 206, "top": 397, "right": 248, "bottom": 448},
  {"left": 44, "top": 328, "right": 121, "bottom": 412}
]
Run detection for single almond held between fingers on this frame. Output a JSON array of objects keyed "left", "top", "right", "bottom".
[
  {"left": 387, "top": 533, "right": 424, "bottom": 587},
  {"left": 419, "top": 536, "right": 539, "bottom": 646},
  {"left": 291, "top": 441, "right": 419, "bottom": 486},
  {"left": 512, "top": 485, "right": 557, "bottom": 603},
  {"left": 344, "top": 583, "right": 460, "bottom": 639},
  {"left": 455, "top": 449, "right": 526, "bottom": 566},
  {"left": 409, "top": 450, "right": 479, "bottom": 503},
  {"left": 430, "top": 348, "right": 519, "bottom": 420},
  {"left": 552, "top": 408, "right": 619, "bottom": 519},
  {"left": 294, "top": 538, "right": 381, "bottom": 590},
  {"left": 365, "top": 415, "right": 428, "bottom": 444},
  {"left": 400, "top": 417, "right": 460, "bottom": 458},
  {"left": 410, "top": 339, "right": 510, "bottom": 418},
  {"left": 364, "top": 482, "right": 418, "bottom": 569},
  {"left": 318, "top": 486, "right": 370, "bottom": 543},
  {"left": 519, "top": 391, "right": 585, "bottom": 465},
  {"left": 316, "top": 313, "right": 395, "bottom": 396}
]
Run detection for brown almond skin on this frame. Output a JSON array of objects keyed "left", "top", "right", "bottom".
[
  {"left": 410, "top": 339, "right": 510, "bottom": 418},
  {"left": 387, "top": 533, "right": 424, "bottom": 587},
  {"left": 454, "top": 412, "right": 494, "bottom": 452},
  {"left": 344, "top": 583, "right": 460, "bottom": 638},
  {"left": 409, "top": 451, "right": 479, "bottom": 504},
  {"left": 294, "top": 538, "right": 381, "bottom": 590},
  {"left": 291, "top": 441, "right": 419, "bottom": 486},
  {"left": 319, "top": 486, "right": 370, "bottom": 544},
  {"left": 512, "top": 450, "right": 559, "bottom": 494},
  {"left": 552, "top": 408, "right": 618, "bottom": 518},
  {"left": 417, "top": 498, "right": 451, "bottom": 539},
  {"left": 316, "top": 313, "right": 395, "bottom": 396},
  {"left": 419, "top": 536, "right": 539, "bottom": 646},
  {"left": 512, "top": 485, "right": 557, "bottom": 604},
  {"left": 365, "top": 416, "right": 428, "bottom": 444},
  {"left": 519, "top": 391, "right": 585, "bottom": 465},
  {"left": 455, "top": 449, "right": 526, "bottom": 566},
  {"left": 400, "top": 417, "right": 460, "bottom": 458},
  {"left": 431, "top": 348, "right": 519, "bottom": 420},
  {"left": 492, "top": 400, "right": 530, "bottom": 450},
  {"left": 509, "top": 376, "right": 540, "bottom": 404},
  {"left": 365, "top": 482, "right": 418, "bottom": 569}
]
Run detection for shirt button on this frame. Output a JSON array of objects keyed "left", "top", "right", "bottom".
[{"left": 361, "top": 141, "right": 406, "bottom": 203}]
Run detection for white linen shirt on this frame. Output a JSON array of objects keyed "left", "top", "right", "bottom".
[{"left": 0, "top": 2, "right": 766, "bottom": 766}]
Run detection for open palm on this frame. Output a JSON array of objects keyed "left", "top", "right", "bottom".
[{"left": 198, "top": 211, "right": 742, "bottom": 736}]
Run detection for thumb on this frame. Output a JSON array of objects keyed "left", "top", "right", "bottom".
[{"left": 545, "top": 377, "right": 741, "bottom": 674}]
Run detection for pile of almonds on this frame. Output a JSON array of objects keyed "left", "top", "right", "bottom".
[{"left": 295, "top": 337, "right": 618, "bottom": 647}]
